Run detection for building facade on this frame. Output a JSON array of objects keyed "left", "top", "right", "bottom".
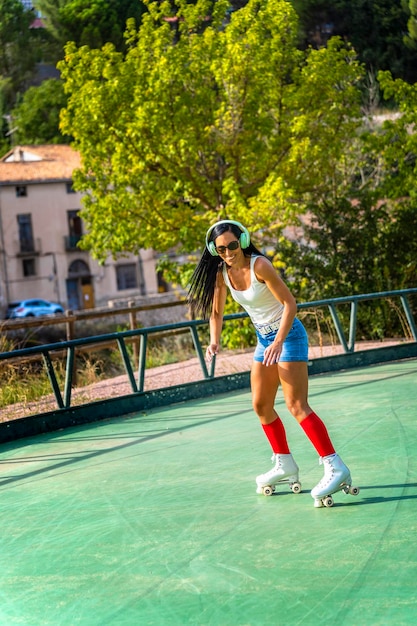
[{"left": 0, "top": 145, "right": 158, "bottom": 315}]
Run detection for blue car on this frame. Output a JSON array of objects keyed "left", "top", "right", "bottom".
[{"left": 7, "top": 299, "right": 64, "bottom": 319}]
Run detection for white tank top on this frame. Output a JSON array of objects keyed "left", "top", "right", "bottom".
[{"left": 222, "top": 255, "right": 284, "bottom": 326}]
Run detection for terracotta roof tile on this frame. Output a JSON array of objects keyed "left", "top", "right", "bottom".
[{"left": 0, "top": 145, "right": 81, "bottom": 185}]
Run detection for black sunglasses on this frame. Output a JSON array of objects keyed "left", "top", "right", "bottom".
[{"left": 215, "top": 240, "right": 240, "bottom": 255}]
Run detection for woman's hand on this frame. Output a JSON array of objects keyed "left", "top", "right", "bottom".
[
  {"left": 263, "top": 340, "right": 283, "bottom": 367},
  {"left": 206, "top": 343, "right": 219, "bottom": 362}
]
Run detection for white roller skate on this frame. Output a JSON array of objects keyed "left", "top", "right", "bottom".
[
  {"left": 311, "top": 453, "right": 360, "bottom": 508},
  {"left": 256, "top": 453, "right": 301, "bottom": 496}
]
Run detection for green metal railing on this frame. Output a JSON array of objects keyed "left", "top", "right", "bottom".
[
  {"left": 298, "top": 288, "right": 417, "bottom": 353},
  {"left": 1, "top": 288, "right": 416, "bottom": 412}
]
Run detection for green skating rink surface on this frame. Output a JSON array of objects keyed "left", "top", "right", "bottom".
[{"left": 1, "top": 359, "right": 416, "bottom": 626}]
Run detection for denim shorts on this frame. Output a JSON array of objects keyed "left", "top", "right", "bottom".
[{"left": 253, "top": 317, "right": 308, "bottom": 363}]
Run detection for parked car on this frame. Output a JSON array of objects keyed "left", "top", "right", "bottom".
[{"left": 6, "top": 299, "right": 64, "bottom": 319}]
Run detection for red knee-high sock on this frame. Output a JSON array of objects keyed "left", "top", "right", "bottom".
[
  {"left": 262, "top": 417, "right": 290, "bottom": 454},
  {"left": 300, "top": 412, "right": 335, "bottom": 457}
]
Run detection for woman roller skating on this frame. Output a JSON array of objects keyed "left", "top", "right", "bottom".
[{"left": 188, "top": 220, "right": 359, "bottom": 508}]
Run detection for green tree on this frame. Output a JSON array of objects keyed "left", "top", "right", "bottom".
[
  {"left": 290, "top": 0, "right": 416, "bottom": 82},
  {"left": 404, "top": 0, "right": 417, "bottom": 48},
  {"left": 30, "top": 0, "right": 67, "bottom": 63},
  {"left": 11, "top": 78, "right": 70, "bottom": 144},
  {"left": 274, "top": 70, "right": 417, "bottom": 309},
  {"left": 58, "top": 0, "right": 364, "bottom": 262},
  {"left": 0, "top": 0, "right": 38, "bottom": 109},
  {"left": 376, "top": 71, "right": 417, "bottom": 202},
  {"left": 34, "top": 0, "right": 68, "bottom": 44},
  {"left": 36, "top": 0, "right": 147, "bottom": 53},
  {"left": 373, "top": 70, "right": 417, "bottom": 291}
]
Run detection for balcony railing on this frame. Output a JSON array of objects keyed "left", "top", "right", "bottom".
[
  {"left": 14, "top": 237, "right": 41, "bottom": 256},
  {"left": 64, "top": 234, "right": 82, "bottom": 251}
]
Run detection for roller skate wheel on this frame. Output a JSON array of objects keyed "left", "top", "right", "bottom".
[
  {"left": 323, "top": 496, "right": 334, "bottom": 507},
  {"left": 262, "top": 485, "right": 274, "bottom": 496},
  {"left": 349, "top": 486, "right": 360, "bottom": 496},
  {"left": 291, "top": 482, "right": 301, "bottom": 494}
]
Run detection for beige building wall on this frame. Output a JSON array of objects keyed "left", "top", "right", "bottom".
[{"left": 0, "top": 146, "right": 159, "bottom": 314}]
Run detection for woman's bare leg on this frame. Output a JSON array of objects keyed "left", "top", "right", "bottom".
[
  {"left": 251, "top": 360, "right": 281, "bottom": 425},
  {"left": 277, "top": 361, "right": 311, "bottom": 423},
  {"left": 279, "top": 361, "right": 335, "bottom": 456}
]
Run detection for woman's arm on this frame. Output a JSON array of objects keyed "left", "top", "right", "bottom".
[
  {"left": 206, "top": 270, "right": 227, "bottom": 361},
  {"left": 254, "top": 257, "right": 298, "bottom": 366}
]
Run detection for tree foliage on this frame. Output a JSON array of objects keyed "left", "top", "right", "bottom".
[
  {"left": 376, "top": 71, "right": 417, "bottom": 201},
  {"left": 0, "top": 0, "right": 38, "bottom": 109},
  {"left": 11, "top": 78, "right": 70, "bottom": 144},
  {"left": 404, "top": 0, "right": 417, "bottom": 48},
  {"left": 59, "top": 0, "right": 364, "bottom": 262},
  {"left": 275, "top": 70, "right": 417, "bottom": 310},
  {"left": 36, "top": 0, "right": 147, "bottom": 53},
  {"left": 33, "top": 0, "right": 67, "bottom": 44},
  {"left": 290, "top": 0, "right": 416, "bottom": 82}
]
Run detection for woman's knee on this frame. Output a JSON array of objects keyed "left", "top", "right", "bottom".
[
  {"left": 252, "top": 395, "right": 274, "bottom": 417},
  {"left": 285, "top": 397, "right": 310, "bottom": 420}
]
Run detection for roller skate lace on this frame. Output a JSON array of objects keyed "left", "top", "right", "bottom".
[
  {"left": 257, "top": 454, "right": 298, "bottom": 484},
  {"left": 316, "top": 455, "right": 335, "bottom": 490},
  {"left": 311, "top": 454, "right": 350, "bottom": 497}
]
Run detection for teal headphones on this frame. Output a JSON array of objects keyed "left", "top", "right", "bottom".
[{"left": 205, "top": 220, "right": 251, "bottom": 256}]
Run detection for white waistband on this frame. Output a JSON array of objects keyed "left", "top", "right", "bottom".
[{"left": 254, "top": 319, "right": 281, "bottom": 336}]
